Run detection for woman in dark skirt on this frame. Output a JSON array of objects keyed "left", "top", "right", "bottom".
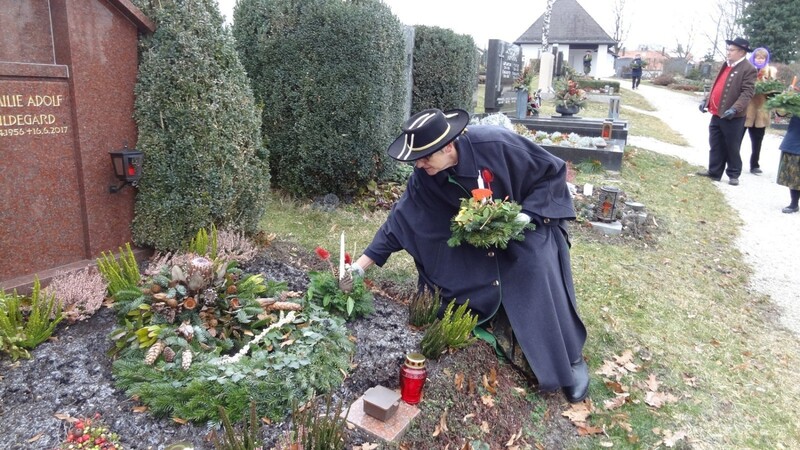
[{"left": 777, "top": 114, "right": 800, "bottom": 213}]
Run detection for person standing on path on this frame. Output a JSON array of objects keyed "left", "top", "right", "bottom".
[
  {"left": 349, "top": 108, "right": 590, "bottom": 403},
  {"left": 697, "top": 37, "right": 757, "bottom": 186},
  {"left": 777, "top": 97, "right": 800, "bottom": 213},
  {"left": 743, "top": 47, "right": 777, "bottom": 175},
  {"left": 583, "top": 50, "right": 592, "bottom": 76},
  {"left": 630, "top": 54, "right": 643, "bottom": 90}
]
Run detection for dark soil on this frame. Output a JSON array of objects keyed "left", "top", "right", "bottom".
[{"left": 0, "top": 241, "right": 579, "bottom": 449}]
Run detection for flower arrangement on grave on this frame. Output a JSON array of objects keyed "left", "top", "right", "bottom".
[
  {"left": 306, "top": 240, "right": 374, "bottom": 319},
  {"left": 59, "top": 414, "right": 122, "bottom": 450},
  {"left": 527, "top": 90, "right": 541, "bottom": 116},
  {"left": 766, "top": 89, "right": 800, "bottom": 116},
  {"left": 554, "top": 66, "right": 587, "bottom": 110},
  {"left": 448, "top": 169, "right": 536, "bottom": 249},
  {"left": 513, "top": 125, "right": 607, "bottom": 149},
  {"left": 102, "top": 228, "right": 355, "bottom": 423},
  {"left": 513, "top": 66, "right": 534, "bottom": 91}
]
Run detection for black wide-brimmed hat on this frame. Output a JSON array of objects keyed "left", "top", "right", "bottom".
[
  {"left": 387, "top": 108, "right": 470, "bottom": 161},
  {"left": 725, "top": 37, "right": 751, "bottom": 52}
]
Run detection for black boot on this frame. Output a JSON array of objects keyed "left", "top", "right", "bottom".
[
  {"left": 783, "top": 189, "right": 800, "bottom": 213},
  {"left": 562, "top": 358, "right": 590, "bottom": 403}
]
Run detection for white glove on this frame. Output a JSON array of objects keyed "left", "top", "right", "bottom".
[
  {"left": 514, "top": 212, "right": 531, "bottom": 224},
  {"left": 346, "top": 263, "right": 365, "bottom": 278}
]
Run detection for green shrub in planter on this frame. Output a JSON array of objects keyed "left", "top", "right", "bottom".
[
  {"left": 131, "top": 0, "right": 269, "bottom": 251},
  {"left": 233, "top": 0, "right": 406, "bottom": 198}
]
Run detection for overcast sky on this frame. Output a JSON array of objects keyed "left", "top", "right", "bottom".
[{"left": 214, "top": 0, "right": 718, "bottom": 59}]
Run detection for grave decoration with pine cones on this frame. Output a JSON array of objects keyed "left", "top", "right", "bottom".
[{"left": 103, "top": 227, "right": 358, "bottom": 424}]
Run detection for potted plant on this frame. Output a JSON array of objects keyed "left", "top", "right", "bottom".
[
  {"left": 553, "top": 67, "right": 587, "bottom": 116},
  {"left": 513, "top": 66, "right": 534, "bottom": 118}
]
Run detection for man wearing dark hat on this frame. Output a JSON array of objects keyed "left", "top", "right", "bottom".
[
  {"left": 350, "top": 109, "right": 590, "bottom": 403},
  {"left": 697, "top": 37, "right": 757, "bottom": 186}
]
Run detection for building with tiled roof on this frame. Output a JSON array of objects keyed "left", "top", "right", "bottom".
[{"left": 514, "top": 0, "right": 617, "bottom": 78}]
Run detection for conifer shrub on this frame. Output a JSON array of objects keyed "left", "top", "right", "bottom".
[
  {"left": 411, "top": 25, "right": 479, "bottom": 112},
  {"left": 131, "top": 0, "right": 269, "bottom": 251},
  {"left": 0, "top": 278, "right": 63, "bottom": 360},
  {"left": 233, "top": 0, "right": 406, "bottom": 198}
]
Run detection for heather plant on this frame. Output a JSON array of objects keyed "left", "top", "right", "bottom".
[
  {"left": 216, "top": 228, "right": 260, "bottom": 264},
  {"left": 408, "top": 287, "right": 441, "bottom": 328},
  {"left": 210, "top": 402, "right": 263, "bottom": 450},
  {"left": 420, "top": 300, "right": 478, "bottom": 360},
  {"left": 45, "top": 268, "right": 108, "bottom": 323},
  {"left": 0, "top": 277, "right": 63, "bottom": 360},
  {"left": 97, "top": 243, "right": 141, "bottom": 297},
  {"left": 290, "top": 394, "right": 348, "bottom": 450}
]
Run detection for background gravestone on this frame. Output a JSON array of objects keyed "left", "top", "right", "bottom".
[
  {"left": 0, "top": 0, "right": 154, "bottom": 290},
  {"left": 483, "top": 39, "right": 523, "bottom": 114}
]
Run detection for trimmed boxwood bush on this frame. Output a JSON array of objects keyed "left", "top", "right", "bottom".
[
  {"left": 411, "top": 25, "right": 479, "bottom": 112},
  {"left": 233, "top": 0, "right": 406, "bottom": 198},
  {"left": 578, "top": 78, "right": 621, "bottom": 92},
  {"left": 131, "top": 0, "right": 269, "bottom": 251}
]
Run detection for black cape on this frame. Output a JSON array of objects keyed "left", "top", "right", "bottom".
[{"left": 365, "top": 125, "right": 587, "bottom": 390}]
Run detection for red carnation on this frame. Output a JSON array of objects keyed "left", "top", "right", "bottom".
[{"left": 315, "top": 246, "right": 330, "bottom": 260}]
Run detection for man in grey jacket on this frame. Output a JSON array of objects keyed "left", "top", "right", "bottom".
[{"left": 697, "top": 37, "right": 757, "bottom": 186}]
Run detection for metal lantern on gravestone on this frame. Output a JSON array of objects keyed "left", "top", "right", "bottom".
[
  {"left": 108, "top": 144, "right": 144, "bottom": 193},
  {"left": 596, "top": 186, "right": 620, "bottom": 222},
  {"left": 608, "top": 96, "right": 620, "bottom": 119}
]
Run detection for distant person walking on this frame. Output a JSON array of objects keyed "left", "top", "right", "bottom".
[
  {"left": 697, "top": 37, "right": 757, "bottom": 186},
  {"left": 743, "top": 47, "right": 777, "bottom": 175},
  {"left": 630, "top": 54, "right": 643, "bottom": 89},
  {"left": 583, "top": 51, "right": 592, "bottom": 75}
]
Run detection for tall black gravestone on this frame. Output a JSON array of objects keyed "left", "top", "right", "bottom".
[{"left": 484, "top": 39, "right": 522, "bottom": 114}]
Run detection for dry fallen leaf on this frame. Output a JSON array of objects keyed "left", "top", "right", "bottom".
[
  {"left": 603, "top": 394, "right": 629, "bottom": 410},
  {"left": 576, "top": 423, "right": 604, "bottom": 436},
  {"left": 172, "top": 417, "right": 188, "bottom": 425},
  {"left": 604, "top": 380, "right": 626, "bottom": 394},
  {"left": 645, "top": 373, "right": 660, "bottom": 392},
  {"left": 132, "top": 405, "right": 148, "bottom": 413},
  {"left": 562, "top": 401, "right": 592, "bottom": 423},
  {"left": 505, "top": 428, "right": 522, "bottom": 447},
  {"left": 483, "top": 374, "right": 497, "bottom": 395},
  {"left": 481, "top": 394, "right": 495, "bottom": 408},
  {"left": 358, "top": 443, "right": 379, "bottom": 450},
  {"left": 26, "top": 434, "right": 43, "bottom": 443},
  {"left": 455, "top": 372, "right": 465, "bottom": 391},
  {"left": 462, "top": 413, "right": 476, "bottom": 422},
  {"left": 645, "top": 391, "right": 678, "bottom": 408},
  {"left": 663, "top": 430, "right": 688, "bottom": 447},
  {"left": 53, "top": 413, "right": 74, "bottom": 422},
  {"left": 481, "top": 421, "right": 491, "bottom": 433}
]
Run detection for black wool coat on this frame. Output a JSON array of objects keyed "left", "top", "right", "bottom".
[{"left": 364, "top": 125, "right": 587, "bottom": 390}]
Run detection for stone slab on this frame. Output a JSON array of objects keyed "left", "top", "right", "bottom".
[
  {"left": 344, "top": 392, "right": 420, "bottom": 442},
  {"left": 589, "top": 220, "right": 623, "bottom": 235}
]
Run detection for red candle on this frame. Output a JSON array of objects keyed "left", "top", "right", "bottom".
[{"left": 399, "top": 352, "right": 427, "bottom": 405}]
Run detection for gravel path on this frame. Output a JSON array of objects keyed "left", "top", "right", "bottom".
[{"left": 621, "top": 83, "right": 800, "bottom": 335}]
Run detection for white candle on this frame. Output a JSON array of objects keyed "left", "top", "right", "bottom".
[
  {"left": 339, "top": 232, "right": 345, "bottom": 279},
  {"left": 477, "top": 170, "right": 485, "bottom": 189}
]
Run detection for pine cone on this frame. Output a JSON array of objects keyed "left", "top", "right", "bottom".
[
  {"left": 145, "top": 341, "right": 165, "bottom": 365},
  {"left": 162, "top": 346, "right": 176, "bottom": 363},
  {"left": 181, "top": 349, "right": 193, "bottom": 370},
  {"left": 338, "top": 272, "right": 353, "bottom": 293}
]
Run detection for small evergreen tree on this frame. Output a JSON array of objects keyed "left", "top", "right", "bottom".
[
  {"left": 233, "top": 0, "right": 406, "bottom": 198},
  {"left": 741, "top": 0, "right": 800, "bottom": 63},
  {"left": 411, "top": 26, "right": 479, "bottom": 113},
  {"left": 131, "top": 0, "right": 269, "bottom": 251}
]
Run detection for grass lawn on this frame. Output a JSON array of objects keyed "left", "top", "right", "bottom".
[{"left": 261, "top": 87, "right": 800, "bottom": 448}]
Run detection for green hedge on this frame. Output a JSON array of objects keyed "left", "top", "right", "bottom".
[
  {"left": 233, "top": 0, "right": 407, "bottom": 198},
  {"left": 131, "top": 0, "right": 269, "bottom": 251},
  {"left": 578, "top": 78, "right": 621, "bottom": 92},
  {"left": 411, "top": 26, "right": 479, "bottom": 112}
]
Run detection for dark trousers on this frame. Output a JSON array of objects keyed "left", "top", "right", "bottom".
[
  {"left": 631, "top": 75, "right": 641, "bottom": 89},
  {"left": 708, "top": 115, "right": 746, "bottom": 179},
  {"left": 742, "top": 126, "right": 766, "bottom": 169}
]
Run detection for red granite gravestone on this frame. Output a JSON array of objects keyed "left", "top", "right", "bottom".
[{"left": 0, "top": 0, "right": 154, "bottom": 290}]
